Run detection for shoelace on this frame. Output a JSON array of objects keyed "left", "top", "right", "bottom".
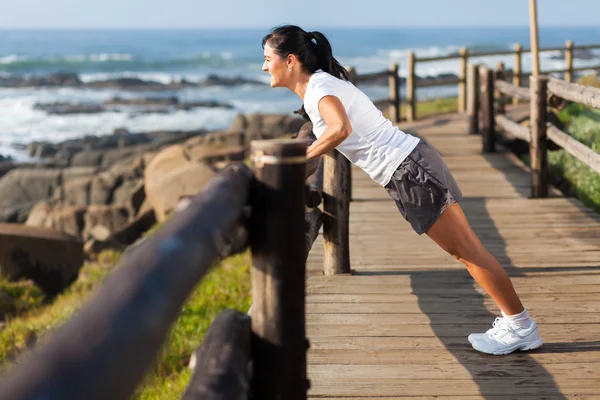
[{"left": 486, "top": 317, "right": 515, "bottom": 339}]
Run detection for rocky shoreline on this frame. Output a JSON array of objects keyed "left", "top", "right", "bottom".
[
  {"left": 0, "top": 112, "right": 307, "bottom": 294},
  {"left": 1, "top": 70, "right": 475, "bottom": 90},
  {"left": 0, "top": 72, "right": 266, "bottom": 90}
]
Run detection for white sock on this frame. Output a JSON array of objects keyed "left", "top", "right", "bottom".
[{"left": 502, "top": 308, "right": 533, "bottom": 329}]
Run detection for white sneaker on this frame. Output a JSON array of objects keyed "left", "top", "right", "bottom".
[
  {"left": 469, "top": 318, "right": 543, "bottom": 355},
  {"left": 468, "top": 317, "right": 509, "bottom": 344}
]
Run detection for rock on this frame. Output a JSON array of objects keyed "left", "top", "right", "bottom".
[
  {"left": 83, "top": 237, "right": 125, "bottom": 257},
  {"left": 105, "top": 96, "right": 179, "bottom": 106},
  {"left": 112, "top": 179, "right": 145, "bottom": 215},
  {"left": 60, "top": 176, "right": 93, "bottom": 205},
  {"left": 201, "top": 74, "right": 265, "bottom": 87},
  {"left": 82, "top": 205, "right": 130, "bottom": 241},
  {"left": 25, "top": 201, "right": 53, "bottom": 227},
  {"left": 27, "top": 142, "right": 58, "bottom": 158},
  {"left": 185, "top": 137, "right": 246, "bottom": 164},
  {"left": 144, "top": 144, "right": 217, "bottom": 221},
  {"left": 34, "top": 103, "right": 105, "bottom": 115},
  {"left": 112, "top": 208, "right": 157, "bottom": 245},
  {"left": 0, "top": 168, "right": 62, "bottom": 222},
  {"left": 0, "top": 223, "right": 84, "bottom": 295},
  {"left": 231, "top": 113, "right": 305, "bottom": 139},
  {"left": 71, "top": 150, "right": 104, "bottom": 167},
  {"left": 40, "top": 206, "right": 87, "bottom": 238}
]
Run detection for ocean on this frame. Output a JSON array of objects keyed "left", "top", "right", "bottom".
[{"left": 1, "top": 27, "right": 600, "bottom": 160}]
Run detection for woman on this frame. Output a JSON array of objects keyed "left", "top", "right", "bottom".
[{"left": 261, "top": 25, "right": 542, "bottom": 355}]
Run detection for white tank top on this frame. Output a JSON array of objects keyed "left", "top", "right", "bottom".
[{"left": 304, "top": 71, "right": 420, "bottom": 186}]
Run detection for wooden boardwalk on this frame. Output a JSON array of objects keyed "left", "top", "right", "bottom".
[{"left": 306, "top": 110, "right": 600, "bottom": 399}]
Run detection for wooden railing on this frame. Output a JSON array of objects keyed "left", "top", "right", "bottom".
[
  {"left": 474, "top": 64, "right": 600, "bottom": 198},
  {"left": 0, "top": 133, "right": 352, "bottom": 399},
  {"left": 351, "top": 41, "right": 600, "bottom": 123}
]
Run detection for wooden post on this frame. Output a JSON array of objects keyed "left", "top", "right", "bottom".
[
  {"left": 323, "top": 150, "right": 351, "bottom": 275},
  {"left": 250, "top": 140, "right": 309, "bottom": 400},
  {"left": 346, "top": 66, "right": 356, "bottom": 202},
  {"left": 480, "top": 66, "right": 496, "bottom": 153},
  {"left": 389, "top": 63, "right": 401, "bottom": 123},
  {"left": 467, "top": 63, "right": 480, "bottom": 134},
  {"left": 513, "top": 43, "right": 523, "bottom": 105},
  {"left": 458, "top": 47, "right": 469, "bottom": 113},
  {"left": 182, "top": 310, "right": 251, "bottom": 400},
  {"left": 565, "top": 40, "right": 574, "bottom": 83},
  {"left": 407, "top": 51, "right": 416, "bottom": 122},
  {"left": 495, "top": 62, "right": 506, "bottom": 115},
  {"left": 529, "top": 75, "right": 549, "bottom": 198},
  {"left": 347, "top": 66, "right": 357, "bottom": 84},
  {"left": 529, "top": 0, "right": 540, "bottom": 76}
]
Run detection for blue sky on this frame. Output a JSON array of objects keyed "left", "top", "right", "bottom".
[{"left": 2, "top": 0, "right": 599, "bottom": 29}]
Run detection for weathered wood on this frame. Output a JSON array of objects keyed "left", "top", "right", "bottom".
[
  {"left": 306, "top": 109, "right": 600, "bottom": 399},
  {"left": 407, "top": 51, "right": 416, "bottom": 121},
  {"left": 0, "top": 164, "right": 253, "bottom": 400},
  {"left": 354, "top": 69, "right": 387, "bottom": 83},
  {"left": 565, "top": 40, "right": 574, "bottom": 82},
  {"left": 182, "top": 309, "right": 251, "bottom": 400},
  {"left": 495, "top": 80, "right": 531, "bottom": 101},
  {"left": 494, "top": 62, "right": 506, "bottom": 115},
  {"left": 250, "top": 139, "right": 308, "bottom": 400},
  {"left": 529, "top": 0, "right": 541, "bottom": 76},
  {"left": 458, "top": 48, "right": 468, "bottom": 112},
  {"left": 547, "top": 77, "right": 600, "bottom": 110},
  {"left": 547, "top": 123, "right": 600, "bottom": 174},
  {"left": 479, "top": 66, "right": 495, "bottom": 152},
  {"left": 495, "top": 114, "right": 531, "bottom": 142},
  {"left": 0, "top": 224, "right": 84, "bottom": 295},
  {"left": 305, "top": 185, "right": 323, "bottom": 208},
  {"left": 415, "top": 77, "right": 461, "bottom": 88},
  {"left": 388, "top": 63, "right": 400, "bottom": 123},
  {"left": 513, "top": 43, "right": 523, "bottom": 105},
  {"left": 467, "top": 63, "right": 480, "bottom": 134},
  {"left": 530, "top": 75, "right": 549, "bottom": 198},
  {"left": 323, "top": 150, "right": 351, "bottom": 275}
]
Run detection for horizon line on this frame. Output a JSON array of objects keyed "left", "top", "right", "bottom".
[{"left": 1, "top": 24, "right": 599, "bottom": 30}]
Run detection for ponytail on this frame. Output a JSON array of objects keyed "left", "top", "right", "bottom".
[
  {"left": 262, "top": 25, "right": 349, "bottom": 80},
  {"left": 307, "top": 31, "right": 349, "bottom": 80}
]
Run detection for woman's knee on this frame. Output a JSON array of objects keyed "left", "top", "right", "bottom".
[{"left": 442, "top": 234, "right": 483, "bottom": 261}]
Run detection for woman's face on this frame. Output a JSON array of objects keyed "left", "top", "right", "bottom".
[{"left": 262, "top": 42, "right": 289, "bottom": 88}]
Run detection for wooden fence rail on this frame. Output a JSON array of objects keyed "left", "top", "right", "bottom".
[
  {"left": 0, "top": 133, "right": 352, "bottom": 399},
  {"left": 352, "top": 41, "right": 600, "bottom": 123},
  {"left": 475, "top": 63, "right": 600, "bottom": 199}
]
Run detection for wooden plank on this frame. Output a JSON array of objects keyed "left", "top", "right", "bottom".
[
  {"left": 309, "top": 363, "right": 600, "bottom": 381},
  {"left": 309, "top": 348, "right": 600, "bottom": 365},
  {"left": 547, "top": 123, "right": 600, "bottom": 174},
  {"left": 308, "top": 379, "right": 600, "bottom": 397},
  {"left": 495, "top": 80, "right": 531, "bottom": 100},
  {"left": 305, "top": 110, "right": 600, "bottom": 399},
  {"left": 495, "top": 114, "right": 531, "bottom": 142},
  {"left": 547, "top": 76, "right": 600, "bottom": 111}
]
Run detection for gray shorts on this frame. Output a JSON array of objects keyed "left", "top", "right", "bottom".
[{"left": 385, "top": 141, "right": 463, "bottom": 235}]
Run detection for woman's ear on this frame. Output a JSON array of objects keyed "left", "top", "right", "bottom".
[{"left": 287, "top": 54, "right": 297, "bottom": 71}]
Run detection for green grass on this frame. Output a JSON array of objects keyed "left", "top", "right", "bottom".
[
  {"left": 409, "top": 96, "right": 459, "bottom": 118},
  {"left": 381, "top": 96, "right": 459, "bottom": 121},
  {"left": 0, "top": 241, "right": 251, "bottom": 399},
  {"left": 549, "top": 98, "right": 600, "bottom": 213}
]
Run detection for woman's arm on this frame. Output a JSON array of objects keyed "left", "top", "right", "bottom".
[{"left": 305, "top": 95, "right": 352, "bottom": 160}]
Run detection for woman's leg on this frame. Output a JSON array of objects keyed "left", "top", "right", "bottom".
[{"left": 425, "top": 202, "right": 523, "bottom": 315}]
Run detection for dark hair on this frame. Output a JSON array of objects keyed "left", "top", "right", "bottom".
[
  {"left": 262, "top": 25, "right": 348, "bottom": 119},
  {"left": 262, "top": 25, "right": 349, "bottom": 80}
]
